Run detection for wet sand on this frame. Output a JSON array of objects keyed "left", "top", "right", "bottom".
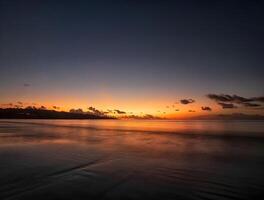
[{"left": 0, "top": 120, "right": 264, "bottom": 199}]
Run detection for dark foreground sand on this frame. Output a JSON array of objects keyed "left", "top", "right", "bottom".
[{"left": 0, "top": 120, "right": 264, "bottom": 200}]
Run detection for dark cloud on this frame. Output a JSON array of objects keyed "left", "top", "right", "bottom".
[
  {"left": 207, "top": 94, "right": 251, "bottom": 103},
  {"left": 23, "top": 83, "right": 30, "bottom": 87},
  {"left": 114, "top": 109, "right": 126, "bottom": 114},
  {"left": 175, "top": 109, "right": 180, "bottom": 111},
  {"left": 142, "top": 114, "right": 159, "bottom": 119},
  {"left": 207, "top": 94, "right": 234, "bottom": 102},
  {"left": 207, "top": 94, "right": 264, "bottom": 109},
  {"left": 53, "top": 106, "right": 60, "bottom": 110},
  {"left": 189, "top": 113, "right": 264, "bottom": 120},
  {"left": 201, "top": 106, "right": 212, "bottom": 111},
  {"left": 17, "top": 101, "right": 23, "bottom": 105},
  {"left": 188, "top": 110, "right": 196, "bottom": 112},
  {"left": 207, "top": 94, "right": 264, "bottom": 104},
  {"left": 251, "top": 97, "right": 264, "bottom": 102},
  {"left": 242, "top": 102, "right": 261, "bottom": 107},
  {"left": 180, "top": 99, "right": 195, "bottom": 104},
  {"left": 88, "top": 106, "right": 105, "bottom": 115},
  {"left": 230, "top": 95, "right": 252, "bottom": 104},
  {"left": 218, "top": 103, "right": 237, "bottom": 109}
]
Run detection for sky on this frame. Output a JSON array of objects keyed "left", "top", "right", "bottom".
[{"left": 0, "top": 0, "right": 264, "bottom": 118}]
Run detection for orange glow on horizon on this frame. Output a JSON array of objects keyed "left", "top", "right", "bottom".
[
  {"left": 1, "top": 93, "right": 262, "bottom": 119},
  {"left": 0, "top": 97, "right": 228, "bottom": 119}
]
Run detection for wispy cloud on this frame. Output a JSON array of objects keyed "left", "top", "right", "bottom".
[
  {"left": 251, "top": 97, "right": 264, "bottom": 102},
  {"left": 88, "top": 106, "right": 105, "bottom": 115},
  {"left": 114, "top": 109, "right": 126, "bottom": 114},
  {"left": 53, "top": 106, "right": 60, "bottom": 110},
  {"left": 180, "top": 99, "right": 195, "bottom": 104},
  {"left": 207, "top": 94, "right": 264, "bottom": 109},
  {"left": 218, "top": 103, "right": 237, "bottom": 109},
  {"left": 201, "top": 106, "right": 212, "bottom": 111},
  {"left": 242, "top": 102, "right": 261, "bottom": 107}
]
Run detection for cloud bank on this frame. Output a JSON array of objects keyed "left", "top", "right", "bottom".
[{"left": 207, "top": 94, "right": 264, "bottom": 109}]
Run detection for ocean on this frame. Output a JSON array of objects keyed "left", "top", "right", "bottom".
[{"left": 0, "top": 119, "right": 264, "bottom": 199}]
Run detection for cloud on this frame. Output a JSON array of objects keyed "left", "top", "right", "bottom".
[
  {"left": 207, "top": 94, "right": 264, "bottom": 104},
  {"left": 53, "top": 106, "right": 60, "bottom": 110},
  {"left": 142, "top": 114, "right": 159, "bottom": 119},
  {"left": 180, "top": 99, "right": 195, "bottom": 104},
  {"left": 207, "top": 94, "right": 250, "bottom": 103},
  {"left": 175, "top": 109, "right": 180, "bottom": 111},
  {"left": 114, "top": 109, "right": 126, "bottom": 114},
  {"left": 242, "top": 102, "right": 261, "bottom": 107},
  {"left": 88, "top": 106, "right": 105, "bottom": 115},
  {"left": 23, "top": 83, "right": 30, "bottom": 87},
  {"left": 188, "top": 110, "right": 196, "bottom": 112},
  {"left": 207, "top": 94, "right": 264, "bottom": 109},
  {"left": 189, "top": 113, "right": 264, "bottom": 120},
  {"left": 88, "top": 106, "right": 98, "bottom": 112},
  {"left": 218, "top": 103, "right": 237, "bottom": 109},
  {"left": 207, "top": 94, "right": 232, "bottom": 102},
  {"left": 201, "top": 106, "right": 212, "bottom": 111},
  {"left": 251, "top": 97, "right": 264, "bottom": 102}
]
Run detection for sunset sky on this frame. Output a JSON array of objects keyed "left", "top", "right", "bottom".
[{"left": 0, "top": 0, "right": 263, "bottom": 118}]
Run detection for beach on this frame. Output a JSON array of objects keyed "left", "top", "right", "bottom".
[{"left": 0, "top": 119, "right": 264, "bottom": 200}]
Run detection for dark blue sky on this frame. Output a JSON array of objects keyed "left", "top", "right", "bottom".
[{"left": 0, "top": 0, "right": 264, "bottom": 115}]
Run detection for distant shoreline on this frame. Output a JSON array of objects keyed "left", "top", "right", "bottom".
[
  {"left": 0, "top": 108, "right": 115, "bottom": 120},
  {"left": 1, "top": 108, "right": 264, "bottom": 120}
]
